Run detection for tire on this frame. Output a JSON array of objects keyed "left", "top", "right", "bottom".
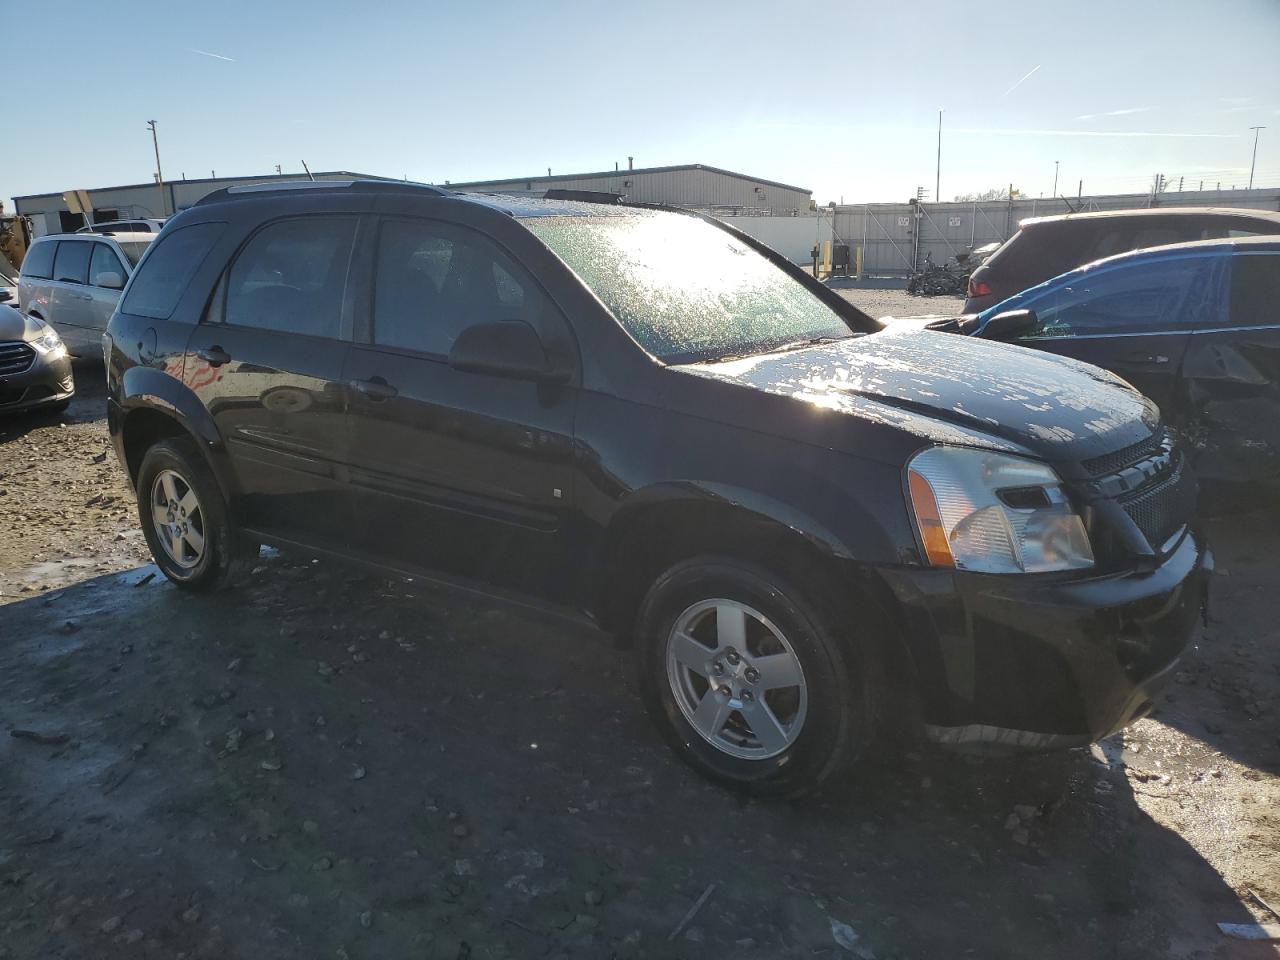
[
  {"left": 634, "top": 557, "right": 878, "bottom": 797},
  {"left": 135, "top": 437, "right": 253, "bottom": 591}
]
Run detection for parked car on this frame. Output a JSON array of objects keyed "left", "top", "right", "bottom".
[
  {"left": 76, "top": 218, "right": 165, "bottom": 235},
  {"left": 18, "top": 231, "right": 155, "bottom": 356},
  {"left": 963, "top": 207, "right": 1280, "bottom": 313},
  {"left": 105, "top": 180, "right": 1209, "bottom": 796},
  {"left": 945, "top": 237, "right": 1280, "bottom": 484},
  {"left": 0, "top": 302, "right": 73, "bottom": 414}
]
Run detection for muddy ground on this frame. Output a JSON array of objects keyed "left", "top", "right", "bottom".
[{"left": 1, "top": 351, "right": 1278, "bottom": 960}]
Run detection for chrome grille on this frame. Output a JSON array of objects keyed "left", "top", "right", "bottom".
[{"left": 0, "top": 340, "right": 36, "bottom": 376}]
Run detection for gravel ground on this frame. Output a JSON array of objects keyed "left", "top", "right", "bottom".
[
  {"left": 831, "top": 287, "right": 965, "bottom": 322},
  {"left": 0, "top": 360, "right": 1277, "bottom": 959}
]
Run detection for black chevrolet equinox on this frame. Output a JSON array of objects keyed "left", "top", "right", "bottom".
[{"left": 105, "top": 179, "right": 1210, "bottom": 796}]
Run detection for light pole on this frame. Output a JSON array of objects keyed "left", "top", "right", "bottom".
[
  {"left": 935, "top": 109, "right": 942, "bottom": 204},
  {"left": 1248, "top": 126, "right": 1265, "bottom": 190},
  {"left": 146, "top": 120, "right": 167, "bottom": 216},
  {"left": 1052, "top": 160, "right": 1059, "bottom": 197}
]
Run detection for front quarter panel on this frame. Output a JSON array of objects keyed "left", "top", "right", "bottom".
[{"left": 575, "top": 389, "right": 918, "bottom": 570}]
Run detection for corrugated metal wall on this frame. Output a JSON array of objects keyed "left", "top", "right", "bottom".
[{"left": 829, "top": 188, "right": 1280, "bottom": 276}]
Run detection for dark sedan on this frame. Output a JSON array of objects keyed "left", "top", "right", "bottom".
[
  {"left": 956, "top": 236, "right": 1280, "bottom": 483},
  {"left": 0, "top": 303, "right": 74, "bottom": 415}
]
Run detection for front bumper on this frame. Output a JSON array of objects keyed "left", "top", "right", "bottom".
[
  {"left": 879, "top": 526, "right": 1210, "bottom": 751},
  {"left": 0, "top": 344, "right": 74, "bottom": 414}
]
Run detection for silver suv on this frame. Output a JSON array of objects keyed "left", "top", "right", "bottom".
[{"left": 17, "top": 231, "right": 155, "bottom": 356}]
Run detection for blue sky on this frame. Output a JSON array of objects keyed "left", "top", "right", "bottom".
[{"left": 7, "top": 0, "right": 1279, "bottom": 208}]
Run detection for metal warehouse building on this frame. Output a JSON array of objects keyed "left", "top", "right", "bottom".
[
  {"left": 12, "top": 171, "right": 383, "bottom": 237},
  {"left": 449, "top": 163, "right": 813, "bottom": 216},
  {"left": 13, "top": 163, "right": 813, "bottom": 238}
]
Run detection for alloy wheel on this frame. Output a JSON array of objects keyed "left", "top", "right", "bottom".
[
  {"left": 150, "top": 468, "right": 206, "bottom": 570},
  {"left": 665, "top": 599, "right": 808, "bottom": 760}
]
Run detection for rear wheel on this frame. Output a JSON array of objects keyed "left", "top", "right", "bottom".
[
  {"left": 635, "top": 557, "right": 878, "bottom": 797},
  {"left": 136, "top": 438, "right": 253, "bottom": 591}
]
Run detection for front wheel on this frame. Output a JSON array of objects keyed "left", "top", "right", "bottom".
[
  {"left": 136, "top": 437, "right": 253, "bottom": 591},
  {"left": 634, "top": 557, "right": 878, "bottom": 797}
]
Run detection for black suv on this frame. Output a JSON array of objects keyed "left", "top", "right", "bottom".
[{"left": 106, "top": 180, "right": 1209, "bottom": 796}]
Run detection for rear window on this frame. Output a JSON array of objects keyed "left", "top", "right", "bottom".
[
  {"left": 53, "top": 240, "right": 92, "bottom": 284},
  {"left": 986, "top": 224, "right": 1091, "bottom": 281},
  {"left": 120, "top": 222, "right": 225, "bottom": 320},
  {"left": 116, "top": 241, "right": 151, "bottom": 266},
  {"left": 21, "top": 241, "right": 56, "bottom": 280}
]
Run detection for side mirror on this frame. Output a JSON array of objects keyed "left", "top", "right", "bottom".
[
  {"left": 979, "top": 308, "right": 1037, "bottom": 341},
  {"left": 449, "top": 321, "right": 566, "bottom": 383},
  {"left": 95, "top": 271, "right": 125, "bottom": 290},
  {"left": 0, "top": 289, "right": 11, "bottom": 302}
]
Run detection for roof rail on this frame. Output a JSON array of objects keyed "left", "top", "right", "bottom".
[{"left": 195, "top": 178, "right": 451, "bottom": 207}]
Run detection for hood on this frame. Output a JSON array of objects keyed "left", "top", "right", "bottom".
[
  {"left": 674, "top": 328, "right": 1159, "bottom": 463},
  {"left": 0, "top": 303, "right": 39, "bottom": 342}
]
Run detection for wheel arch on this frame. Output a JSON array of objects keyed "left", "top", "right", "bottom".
[
  {"left": 595, "top": 484, "right": 924, "bottom": 738},
  {"left": 117, "top": 366, "right": 236, "bottom": 501}
]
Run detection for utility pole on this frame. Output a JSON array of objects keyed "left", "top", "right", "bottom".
[
  {"left": 1052, "top": 160, "right": 1059, "bottom": 197},
  {"left": 1248, "top": 126, "right": 1265, "bottom": 189},
  {"left": 146, "top": 120, "right": 167, "bottom": 216},
  {"left": 935, "top": 109, "right": 942, "bottom": 204}
]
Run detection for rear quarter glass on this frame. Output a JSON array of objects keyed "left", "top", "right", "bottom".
[{"left": 120, "top": 222, "right": 226, "bottom": 320}]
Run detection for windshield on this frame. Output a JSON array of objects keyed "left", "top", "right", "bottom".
[
  {"left": 116, "top": 240, "right": 152, "bottom": 266},
  {"left": 524, "top": 212, "right": 855, "bottom": 363}
]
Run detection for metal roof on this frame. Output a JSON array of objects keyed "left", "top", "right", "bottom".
[
  {"left": 447, "top": 163, "right": 812, "bottom": 196},
  {"left": 11, "top": 171, "right": 389, "bottom": 202}
]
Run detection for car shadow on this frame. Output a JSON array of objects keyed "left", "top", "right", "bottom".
[
  {"left": 1148, "top": 507, "right": 1280, "bottom": 777},
  {"left": 0, "top": 557, "right": 1271, "bottom": 959}
]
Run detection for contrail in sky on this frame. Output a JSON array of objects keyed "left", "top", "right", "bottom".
[
  {"left": 955, "top": 127, "right": 1235, "bottom": 139},
  {"left": 191, "top": 49, "right": 235, "bottom": 62},
  {"left": 1001, "top": 65, "right": 1041, "bottom": 97},
  {"left": 1076, "top": 107, "right": 1150, "bottom": 120}
]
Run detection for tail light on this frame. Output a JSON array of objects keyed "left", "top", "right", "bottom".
[{"left": 968, "top": 278, "right": 992, "bottom": 298}]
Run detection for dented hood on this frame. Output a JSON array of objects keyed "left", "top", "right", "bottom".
[{"left": 676, "top": 328, "right": 1160, "bottom": 463}]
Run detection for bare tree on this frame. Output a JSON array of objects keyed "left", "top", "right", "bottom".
[{"left": 953, "top": 187, "right": 1011, "bottom": 202}]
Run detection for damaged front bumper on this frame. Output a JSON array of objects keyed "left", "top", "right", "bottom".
[{"left": 879, "top": 525, "right": 1211, "bottom": 752}]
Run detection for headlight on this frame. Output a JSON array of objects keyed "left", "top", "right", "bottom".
[
  {"left": 28, "top": 324, "right": 67, "bottom": 359},
  {"left": 907, "top": 446, "right": 1094, "bottom": 573}
]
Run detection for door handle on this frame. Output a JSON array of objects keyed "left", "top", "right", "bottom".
[
  {"left": 196, "top": 345, "right": 231, "bottom": 367},
  {"left": 348, "top": 376, "right": 398, "bottom": 401},
  {"left": 1123, "top": 352, "right": 1170, "bottom": 365}
]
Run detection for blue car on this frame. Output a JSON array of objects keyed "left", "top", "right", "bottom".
[{"left": 935, "top": 236, "right": 1280, "bottom": 483}]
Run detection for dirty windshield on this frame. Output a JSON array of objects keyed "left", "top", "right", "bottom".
[{"left": 525, "top": 213, "right": 854, "bottom": 362}]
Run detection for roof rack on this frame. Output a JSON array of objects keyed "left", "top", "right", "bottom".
[{"left": 196, "top": 178, "right": 451, "bottom": 207}]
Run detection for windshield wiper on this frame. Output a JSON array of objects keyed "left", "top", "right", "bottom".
[{"left": 774, "top": 335, "right": 852, "bottom": 352}]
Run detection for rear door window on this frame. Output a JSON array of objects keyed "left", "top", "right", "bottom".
[
  {"left": 121, "top": 222, "right": 225, "bottom": 320},
  {"left": 20, "top": 241, "right": 56, "bottom": 279},
  {"left": 89, "top": 244, "right": 128, "bottom": 287},
  {"left": 223, "top": 216, "right": 356, "bottom": 339},
  {"left": 1229, "top": 253, "right": 1280, "bottom": 327},
  {"left": 53, "top": 240, "right": 92, "bottom": 284}
]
